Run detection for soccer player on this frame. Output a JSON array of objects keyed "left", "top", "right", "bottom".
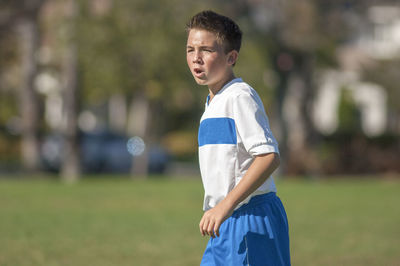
[{"left": 186, "top": 10, "right": 291, "bottom": 265}]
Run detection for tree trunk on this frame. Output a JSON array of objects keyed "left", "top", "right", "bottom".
[
  {"left": 109, "top": 94, "right": 127, "bottom": 133},
  {"left": 280, "top": 52, "right": 320, "bottom": 175},
  {"left": 17, "top": 13, "right": 41, "bottom": 173},
  {"left": 127, "top": 94, "right": 150, "bottom": 178},
  {"left": 61, "top": 0, "right": 80, "bottom": 182}
]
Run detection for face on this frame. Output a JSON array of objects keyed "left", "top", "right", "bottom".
[{"left": 186, "top": 29, "right": 236, "bottom": 90}]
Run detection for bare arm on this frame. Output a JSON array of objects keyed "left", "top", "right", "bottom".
[{"left": 199, "top": 152, "right": 280, "bottom": 237}]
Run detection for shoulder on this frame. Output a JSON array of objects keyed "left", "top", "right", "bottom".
[
  {"left": 224, "top": 80, "right": 254, "bottom": 97},
  {"left": 226, "top": 80, "right": 263, "bottom": 106}
]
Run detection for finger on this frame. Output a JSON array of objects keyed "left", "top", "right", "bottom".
[
  {"left": 200, "top": 214, "right": 208, "bottom": 236},
  {"left": 214, "top": 221, "right": 221, "bottom": 237},
  {"left": 199, "top": 218, "right": 204, "bottom": 236},
  {"left": 202, "top": 219, "right": 210, "bottom": 236},
  {"left": 207, "top": 220, "right": 215, "bottom": 238}
]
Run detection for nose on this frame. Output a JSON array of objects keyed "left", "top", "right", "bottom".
[{"left": 193, "top": 51, "right": 202, "bottom": 63}]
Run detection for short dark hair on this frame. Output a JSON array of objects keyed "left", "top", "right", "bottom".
[{"left": 186, "top": 10, "right": 242, "bottom": 54}]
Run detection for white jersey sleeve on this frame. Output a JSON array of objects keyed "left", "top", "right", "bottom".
[{"left": 233, "top": 92, "right": 279, "bottom": 156}]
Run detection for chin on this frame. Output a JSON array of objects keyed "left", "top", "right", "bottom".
[{"left": 194, "top": 78, "right": 208, "bottom": 86}]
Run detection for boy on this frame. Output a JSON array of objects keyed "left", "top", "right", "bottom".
[{"left": 186, "top": 11, "right": 291, "bottom": 265}]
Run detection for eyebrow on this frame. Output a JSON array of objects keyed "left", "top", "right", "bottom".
[{"left": 186, "top": 45, "right": 214, "bottom": 49}]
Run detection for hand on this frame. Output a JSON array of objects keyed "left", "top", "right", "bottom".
[{"left": 199, "top": 200, "right": 234, "bottom": 238}]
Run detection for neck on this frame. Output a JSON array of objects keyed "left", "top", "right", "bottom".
[{"left": 208, "top": 72, "right": 236, "bottom": 101}]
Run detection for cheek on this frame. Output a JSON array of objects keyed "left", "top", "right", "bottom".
[
  {"left": 186, "top": 54, "right": 192, "bottom": 67},
  {"left": 206, "top": 56, "right": 225, "bottom": 72}
]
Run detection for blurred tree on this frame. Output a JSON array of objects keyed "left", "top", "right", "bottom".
[
  {"left": 74, "top": 0, "right": 225, "bottom": 176},
  {"left": 337, "top": 87, "right": 362, "bottom": 134},
  {"left": 1, "top": 0, "right": 397, "bottom": 176},
  {"left": 60, "top": 0, "right": 81, "bottom": 182},
  {"left": 0, "top": 0, "right": 45, "bottom": 172},
  {"left": 242, "top": 0, "right": 321, "bottom": 175},
  {"left": 241, "top": 0, "right": 389, "bottom": 175}
]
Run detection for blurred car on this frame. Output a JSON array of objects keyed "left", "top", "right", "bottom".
[{"left": 40, "top": 131, "right": 169, "bottom": 174}]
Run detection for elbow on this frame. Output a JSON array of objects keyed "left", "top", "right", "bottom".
[
  {"left": 256, "top": 152, "right": 281, "bottom": 172},
  {"left": 273, "top": 153, "right": 280, "bottom": 170}
]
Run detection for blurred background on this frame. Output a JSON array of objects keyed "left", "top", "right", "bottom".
[
  {"left": 1, "top": 0, "right": 400, "bottom": 180},
  {"left": 0, "top": 0, "right": 399, "bottom": 265},
  {"left": 0, "top": 0, "right": 399, "bottom": 180}
]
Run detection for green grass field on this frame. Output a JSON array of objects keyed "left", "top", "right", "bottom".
[{"left": 0, "top": 176, "right": 399, "bottom": 266}]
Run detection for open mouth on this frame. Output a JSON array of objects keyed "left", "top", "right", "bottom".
[{"left": 194, "top": 68, "right": 203, "bottom": 75}]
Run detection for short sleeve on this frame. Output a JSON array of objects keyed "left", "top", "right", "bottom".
[{"left": 233, "top": 92, "right": 279, "bottom": 156}]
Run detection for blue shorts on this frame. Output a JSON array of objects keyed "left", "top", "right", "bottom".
[{"left": 200, "top": 193, "right": 290, "bottom": 266}]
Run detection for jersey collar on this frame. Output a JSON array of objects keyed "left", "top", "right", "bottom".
[{"left": 206, "top": 78, "right": 243, "bottom": 107}]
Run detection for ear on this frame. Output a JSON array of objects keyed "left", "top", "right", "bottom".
[{"left": 227, "top": 50, "right": 238, "bottom": 66}]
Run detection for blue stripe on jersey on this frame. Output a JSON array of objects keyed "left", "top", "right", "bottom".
[{"left": 198, "top": 118, "right": 237, "bottom": 146}]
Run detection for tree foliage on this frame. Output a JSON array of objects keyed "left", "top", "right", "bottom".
[{"left": 0, "top": 0, "right": 399, "bottom": 175}]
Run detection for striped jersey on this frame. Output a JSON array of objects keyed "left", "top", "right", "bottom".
[{"left": 198, "top": 78, "right": 279, "bottom": 211}]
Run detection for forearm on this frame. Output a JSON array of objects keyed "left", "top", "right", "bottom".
[
  {"left": 199, "top": 152, "right": 280, "bottom": 237},
  {"left": 222, "top": 152, "right": 280, "bottom": 211}
]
